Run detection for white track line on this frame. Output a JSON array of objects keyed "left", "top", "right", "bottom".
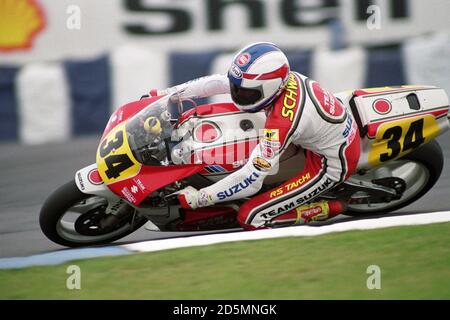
[
  {"left": 1, "top": 211, "right": 449, "bottom": 269},
  {"left": 123, "top": 211, "right": 450, "bottom": 253}
]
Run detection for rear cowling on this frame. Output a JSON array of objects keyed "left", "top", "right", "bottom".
[
  {"left": 347, "top": 85, "right": 449, "bottom": 170},
  {"left": 352, "top": 86, "right": 449, "bottom": 133}
]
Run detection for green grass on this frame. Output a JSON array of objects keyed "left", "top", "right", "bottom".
[{"left": 1, "top": 222, "right": 450, "bottom": 299}]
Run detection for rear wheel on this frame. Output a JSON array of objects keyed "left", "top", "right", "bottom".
[
  {"left": 39, "top": 180, "right": 146, "bottom": 247},
  {"left": 346, "top": 140, "right": 443, "bottom": 216}
]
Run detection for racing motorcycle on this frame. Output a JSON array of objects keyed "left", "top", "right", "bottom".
[{"left": 40, "top": 85, "right": 450, "bottom": 247}]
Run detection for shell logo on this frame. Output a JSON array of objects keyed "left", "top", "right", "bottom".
[{"left": 0, "top": 0, "right": 45, "bottom": 52}]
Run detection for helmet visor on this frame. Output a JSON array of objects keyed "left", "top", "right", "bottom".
[{"left": 230, "top": 82, "right": 263, "bottom": 106}]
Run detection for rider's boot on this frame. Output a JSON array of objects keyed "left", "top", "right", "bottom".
[
  {"left": 297, "top": 200, "right": 346, "bottom": 223},
  {"left": 270, "top": 200, "right": 347, "bottom": 226}
]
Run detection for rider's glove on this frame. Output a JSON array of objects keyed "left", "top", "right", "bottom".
[{"left": 177, "top": 186, "right": 214, "bottom": 210}]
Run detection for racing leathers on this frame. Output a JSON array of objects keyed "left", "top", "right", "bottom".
[{"left": 156, "top": 71, "right": 361, "bottom": 229}]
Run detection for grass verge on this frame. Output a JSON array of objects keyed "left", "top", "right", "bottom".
[{"left": 1, "top": 222, "right": 449, "bottom": 299}]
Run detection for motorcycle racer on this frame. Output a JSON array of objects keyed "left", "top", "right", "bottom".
[{"left": 152, "top": 42, "right": 361, "bottom": 230}]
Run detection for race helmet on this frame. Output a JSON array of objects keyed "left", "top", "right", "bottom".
[{"left": 228, "top": 42, "right": 291, "bottom": 113}]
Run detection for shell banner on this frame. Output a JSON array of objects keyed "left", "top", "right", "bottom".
[
  {"left": 1, "top": 0, "right": 450, "bottom": 64},
  {"left": 0, "top": 0, "right": 45, "bottom": 52}
]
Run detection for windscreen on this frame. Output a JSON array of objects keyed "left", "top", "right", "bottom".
[{"left": 126, "top": 100, "right": 173, "bottom": 165}]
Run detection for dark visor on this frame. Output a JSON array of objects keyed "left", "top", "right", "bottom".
[{"left": 230, "top": 82, "right": 263, "bottom": 106}]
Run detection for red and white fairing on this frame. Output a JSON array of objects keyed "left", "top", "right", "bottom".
[
  {"left": 341, "top": 86, "right": 450, "bottom": 170},
  {"left": 171, "top": 103, "right": 266, "bottom": 182}
]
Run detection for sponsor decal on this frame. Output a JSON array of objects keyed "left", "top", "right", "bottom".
[
  {"left": 133, "top": 178, "right": 146, "bottom": 192},
  {"left": 299, "top": 204, "right": 328, "bottom": 222},
  {"left": 301, "top": 205, "right": 323, "bottom": 217},
  {"left": 261, "top": 138, "right": 281, "bottom": 149},
  {"left": 117, "top": 110, "right": 124, "bottom": 122},
  {"left": 281, "top": 74, "right": 299, "bottom": 121},
  {"left": 217, "top": 172, "right": 260, "bottom": 200},
  {"left": 285, "top": 173, "right": 311, "bottom": 191},
  {"left": 292, "top": 178, "right": 333, "bottom": 204},
  {"left": 342, "top": 114, "right": 353, "bottom": 138},
  {"left": 121, "top": 187, "right": 137, "bottom": 203},
  {"left": 263, "top": 129, "right": 279, "bottom": 141},
  {"left": 262, "top": 178, "right": 333, "bottom": 218},
  {"left": 198, "top": 191, "right": 213, "bottom": 207},
  {"left": 252, "top": 157, "right": 272, "bottom": 172},
  {"left": 324, "top": 91, "right": 336, "bottom": 115},
  {"left": 269, "top": 188, "right": 283, "bottom": 198},
  {"left": 343, "top": 113, "right": 357, "bottom": 143},
  {"left": 123, "top": 0, "right": 408, "bottom": 37},
  {"left": 87, "top": 169, "right": 103, "bottom": 185},
  {"left": 77, "top": 172, "right": 85, "bottom": 191},
  {"left": 236, "top": 52, "right": 251, "bottom": 67},
  {"left": 130, "top": 185, "right": 139, "bottom": 194},
  {"left": 269, "top": 172, "right": 311, "bottom": 198},
  {"left": 230, "top": 64, "right": 243, "bottom": 79},
  {"left": 0, "top": 0, "right": 45, "bottom": 51},
  {"left": 372, "top": 99, "right": 392, "bottom": 115},
  {"left": 311, "top": 82, "right": 345, "bottom": 118},
  {"left": 260, "top": 134, "right": 281, "bottom": 159},
  {"left": 262, "top": 145, "right": 275, "bottom": 159}
]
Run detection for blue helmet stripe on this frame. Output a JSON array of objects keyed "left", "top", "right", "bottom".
[
  {"left": 229, "top": 43, "right": 280, "bottom": 87},
  {"left": 237, "top": 42, "right": 279, "bottom": 73},
  {"left": 228, "top": 72, "right": 243, "bottom": 86}
]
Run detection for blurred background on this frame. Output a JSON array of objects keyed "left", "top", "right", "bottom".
[
  {"left": 1, "top": 0, "right": 449, "bottom": 144},
  {"left": 0, "top": 0, "right": 450, "bottom": 256}
]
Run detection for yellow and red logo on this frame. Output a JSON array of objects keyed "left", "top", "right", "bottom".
[{"left": 0, "top": 0, "right": 45, "bottom": 51}]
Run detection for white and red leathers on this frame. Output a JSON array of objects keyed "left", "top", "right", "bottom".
[{"left": 157, "top": 71, "right": 361, "bottom": 230}]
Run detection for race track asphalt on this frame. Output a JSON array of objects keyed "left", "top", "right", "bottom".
[{"left": 1, "top": 134, "right": 449, "bottom": 258}]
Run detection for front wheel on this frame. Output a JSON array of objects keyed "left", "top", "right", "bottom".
[
  {"left": 39, "top": 180, "right": 146, "bottom": 247},
  {"left": 346, "top": 140, "right": 443, "bottom": 216}
]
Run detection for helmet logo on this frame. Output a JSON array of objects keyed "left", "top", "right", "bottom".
[
  {"left": 230, "top": 64, "right": 242, "bottom": 79},
  {"left": 236, "top": 52, "right": 251, "bottom": 67}
]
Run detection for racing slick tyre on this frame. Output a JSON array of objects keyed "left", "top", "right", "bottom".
[
  {"left": 39, "top": 179, "right": 146, "bottom": 247},
  {"left": 346, "top": 140, "right": 444, "bottom": 216}
]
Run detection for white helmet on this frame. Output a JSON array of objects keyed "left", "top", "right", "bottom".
[{"left": 228, "top": 42, "right": 290, "bottom": 113}]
